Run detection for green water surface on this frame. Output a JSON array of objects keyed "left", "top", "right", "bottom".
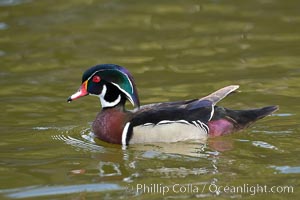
[{"left": 0, "top": 0, "right": 300, "bottom": 199}]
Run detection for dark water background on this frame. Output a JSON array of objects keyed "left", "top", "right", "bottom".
[{"left": 0, "top": 0, "right": 299, "bottom": 199}]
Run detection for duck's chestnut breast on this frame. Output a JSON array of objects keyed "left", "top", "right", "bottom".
[{"left": 92, "top": 108, "right": 130, "bottom": 144}]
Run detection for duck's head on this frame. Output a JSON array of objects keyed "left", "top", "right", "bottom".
[{"left": 67, "top": 64, "right": 140, "bottom": 108}]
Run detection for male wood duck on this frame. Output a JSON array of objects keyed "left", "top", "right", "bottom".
[{"left": 67, "top": 64, "right": 278, "bottom": 146}]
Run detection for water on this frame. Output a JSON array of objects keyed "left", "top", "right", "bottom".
[{"left": 1, "top": 0, "right": 300, "bottom": 199}]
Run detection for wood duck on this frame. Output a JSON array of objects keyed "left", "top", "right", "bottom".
[{"left": 67, "top": 64, "right": 278, "bottom": 146}]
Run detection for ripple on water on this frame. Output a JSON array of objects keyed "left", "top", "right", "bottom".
[
  {"left": 252, "top": 141, "right": 279, "bottom": 150},
  {"left": 0, "top": 0, "right": 29, "bottom": 6},
  {"left": 99, "top": 162, "right": 122, "bottom": 177},
  {"left": 0, "top": 22, "right": 8, "bottom": 30},
  {"left": 132, "top": 141, "right": 209, "bottom": 158},
  {"left": 272, "top": 113, "right": 295, "bottom": 117},
  {"left": 52, "top": 134, "right": 104, "bottom": 152},
  {"left": 0, "top": 183, "right": 121, "bottom": 199},
  {"left": 146, "top": 167, "right": 210, "bottom": 178},
  {"left": 33, "top": 126, "right": 104, "bottom": 152},
  {"left": 53, "top": 128, "right": 104, "bottom": 152},
  {"left": 271, "top": 165, "right": 300, "bottom": 174},
  {"left": 0, "top": 50, "right": 5, "bottom": 57}
]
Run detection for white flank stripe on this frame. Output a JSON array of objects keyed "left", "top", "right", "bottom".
[
  {"left": 122, "top": 122, "right": 131, "bottom": 147},
  {"left": 157, "top": 120, "right": 173, "bottom": 125},
  {"left": 203, "top": 124, "right": 209, "bottom": 133},
  {"left": 192, "top": 121, "right": 200, "bottom": 129},
  {"left": 197, "top": 120, "right": 209, "bottom": 134},
  {"left": 157, "top": 120, "right": 190, "bottom": 126},
  {"left": 198, "top": 120, "right": 205, "bottom": 130},
  {"left": 208, "top": 105, "right": 214, "bottom": 121},
  {"left": 143, "top": 123, "right": 154, "bottom": 126},
  {"left": 176, "top": 120, "right": 190, "bottom": 125}
]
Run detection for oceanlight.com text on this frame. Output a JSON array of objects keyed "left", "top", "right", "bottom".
[{"left": 126, "top": 183, "right": 294, "bottom": 196}]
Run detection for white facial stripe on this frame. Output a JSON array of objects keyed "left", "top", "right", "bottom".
[
  {"left": 124, "top": 73, "right": 134, "bottom": 93},
  {"left": 99, "top": 84, "right": 121, "bottom": 108},
  {"left": 100, "top": 83, "right": 107, "bottom": 97},
  {"left": 99, "top": 94, "right": 121, "bottom": 108},
  {"left": 110, "top": 82, "right": 134, "bottom": 106}
]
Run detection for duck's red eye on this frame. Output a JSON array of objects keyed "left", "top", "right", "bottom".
[{"left": 92, "top": 75, "right": 101, "bottom": 83}]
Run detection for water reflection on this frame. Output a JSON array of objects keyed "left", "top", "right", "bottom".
[
  {"left": 59, "top": 129, "right": 234, "bottom": 158},
  {"left": 252, "top": 141, "right": 279, "bottom": 150},
  {"left": 51, "top": 128, "right": 222, "bottom": 181},
  {"left": 1, "top": 183, "right": 121, "bottom": 199},
  {"left": 99, "top": 162, "right": 122, "bottom": 177},
  {"left": 0, "top": 50, "right": 5, "bottom": 56},
  {"left": 271, "top": 166, "right": 300, "bottom": 174},
  {"left": 0, "top": 0, "right": 29, "bottom": 6},
  {"left": 146, "top": 167, "right": 210, "bottom": 178},
  {"left": 0, "top": 22, "right": 8, "bottom": 30},
  {"left": 131, "top": 142, "right": 208, "bottom": 158}
]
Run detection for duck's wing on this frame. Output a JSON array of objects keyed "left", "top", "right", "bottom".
[
  {"left": 131, "top": 99, "right": 213, "bottom": 127},
  {"left": 130, "top": 85, "right": 240, "bottom": 126}
]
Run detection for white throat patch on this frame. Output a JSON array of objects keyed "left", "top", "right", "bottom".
[{"left": 99, "top": 84, "right": 121, "bottom": 108}]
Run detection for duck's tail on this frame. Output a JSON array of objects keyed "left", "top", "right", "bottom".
[
  {"left": 225, "top": 105, "right": 279, "bottom": 127},
  {"left": 208, "top": 105, "right": 279, "bottom": 136}
]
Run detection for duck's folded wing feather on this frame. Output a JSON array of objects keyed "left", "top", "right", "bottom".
[{"left": 130, "top": 99, "right": 213, "bottom": 126}]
